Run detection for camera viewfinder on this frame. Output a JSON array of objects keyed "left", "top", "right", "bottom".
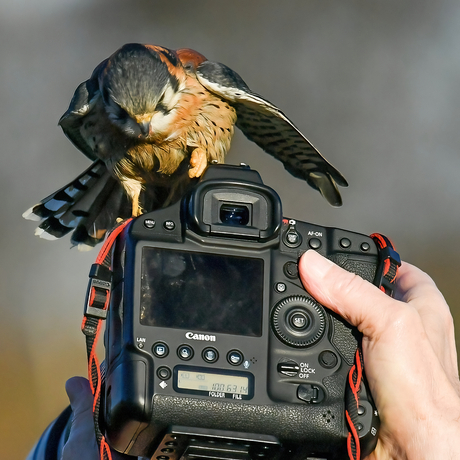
[{"left": 220, "top": 204, "right": 250, "bottom": 226}]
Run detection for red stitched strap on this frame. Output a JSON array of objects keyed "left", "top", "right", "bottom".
[
  {"left": 95, "top": 217, "right": 133, "bottom": 265},
  {"left": 81, "top": 218, "right": 133, "bottom": 460},
  {"left": 370, "top": 233, "right": 401, "bottom": 297},
  {"left": 346, "top": 409, "right": 361, "bottom": 460},
  {"left": 346, "top": 350, "right": 363, "bottom": 460},
  {"left": 348, "top": 350, "right": 362, "bottom": 408},
  {"left": 345, "top": 234, "right": 401, "bottom": 460}
]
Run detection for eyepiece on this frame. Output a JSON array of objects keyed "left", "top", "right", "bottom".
[{"left": 219, "top": 204, "right": 250, "bottom": 226}]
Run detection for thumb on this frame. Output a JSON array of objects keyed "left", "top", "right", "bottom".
[
  {"left": 65, "top": 376, "right": 94, "bottom": 416},
  {"left": 298, "top": 250, "right": 394, "bottom": 338},
  {"left": 61, "top": 377, "right": 99, "bottom": 460}
]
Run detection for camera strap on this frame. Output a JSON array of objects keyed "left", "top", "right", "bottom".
[
  {"left": 81, "top": 217, "right": 133, "bottom": 460},
  {"left": 370, "top": 233, "right": 401, "bottom": 297},
  {"left": 345, "top": 233, "right": 401, "bottom": 460}
]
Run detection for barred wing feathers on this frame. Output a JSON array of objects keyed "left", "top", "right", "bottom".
[{"left": 196, "top": 61, "right": 348, "bottom": 206}]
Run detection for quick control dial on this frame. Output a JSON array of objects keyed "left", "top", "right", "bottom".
[{"left": 271, "top": 296, "right": 326, "bottom": 347}]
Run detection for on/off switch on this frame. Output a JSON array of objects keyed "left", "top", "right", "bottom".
[{"left": 277, "top": 360, "right": 300, "bottom": 377}]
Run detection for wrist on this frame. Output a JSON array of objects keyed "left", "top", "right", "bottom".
[{"left": 387, "top": 399, "right": 460, "bottom": 459}]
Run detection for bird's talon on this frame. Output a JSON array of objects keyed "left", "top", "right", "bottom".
[
  {"left": 189, "top": 150, "right": 208, "bottom": 178},
  {"left": 131, "top": 207, "right": 143, "bottom": 218}
]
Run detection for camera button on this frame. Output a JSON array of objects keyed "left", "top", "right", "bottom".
[
  {"left": 153, "top": 342, "right": 169, "bottom": 358},
  {"left": 275, "top": 282, "right": 287, "bottom": 293},
  {"left": 227, "top": 350, "right": 244, "bottom": 366},
  {"left": 284, "top": 231, "right": 302, "bottom": 247},
  {"left": 177, "top": 345, "right": 194, "bottom": 361},
  {"left": 272, "top": 296, "right": 326, "bottom": 347},
  {"left": 143, "top": 218, "right": 156, "bottom": 229},
  {"left": 319, "top": 350, "right": 338, "bottom": 369},
  {"left": 202, "top": 347, "right": 219, "bottom": 363},
  {"left": 340, "top": 237, "right": 352, "bottom": 249},
  {"left": 308, "top": 238, "right": 322, "bottom": 249},
  {"left": 163, "top": 220, "right": 176, "bottom": 231},
  {"left": 288, "top": 311, "right": 309, "bottom": 330},
  {"left": 157, "top": 366, "right": 172, "bottom": 380},
  {"left": 360, "top": 242, "right": 371, "bottom": 252},
  {"left": 283, "top": 261, "right": 298, "bottom": 279}
]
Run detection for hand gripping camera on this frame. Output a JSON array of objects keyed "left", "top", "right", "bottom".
[{"left": 100, "top": 164, "right": 399, "bottom": 460}]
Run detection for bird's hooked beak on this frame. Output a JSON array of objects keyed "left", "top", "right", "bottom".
[
  {"left": 133, "top": 113, "right": 153, "bottom": 137},
  {"left": 138, "top": 120, "right": 151, "bottom": 137}
]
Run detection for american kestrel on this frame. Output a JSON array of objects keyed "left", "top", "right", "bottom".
[{"left": 23, "top": 43, "right": 347, "bottom": 248}]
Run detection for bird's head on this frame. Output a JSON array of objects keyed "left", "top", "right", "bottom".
[{"left": 100, "top": 43, "right": 187, "bottom": 139}]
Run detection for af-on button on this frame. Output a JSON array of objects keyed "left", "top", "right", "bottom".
[{"left": 308, "top": 238, "right": 321, "bottom": 249}]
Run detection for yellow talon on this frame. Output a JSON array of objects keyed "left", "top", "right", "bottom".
[{"left": 188, "top": 149, "right": 208, "bottom": 178}]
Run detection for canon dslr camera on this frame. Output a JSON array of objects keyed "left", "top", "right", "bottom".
[{"left": 96, "top": 163, "right": 398, "bottom": 460}]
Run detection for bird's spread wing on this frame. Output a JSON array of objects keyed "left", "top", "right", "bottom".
[
  {"left": 58, "top": 78, "right": 100, "bottom": 161},
  {"left": 196, "top": 61, "right": 348, "bottom": 206}
]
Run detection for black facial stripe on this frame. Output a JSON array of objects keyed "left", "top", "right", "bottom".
[
  {"left": 159, "top": 48, "right": 179, "bottom": 67},
  {"left": 156, "top": 102, "right": 170, "bottom": 115},
  {"left": 168, "top": 73, "right": 180, "bottom": 93}
]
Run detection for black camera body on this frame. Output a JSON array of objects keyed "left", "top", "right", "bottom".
[{"left": 103, "top": 164, "right": 382, "bottom": 459}]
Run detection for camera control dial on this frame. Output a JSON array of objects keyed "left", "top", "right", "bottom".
[{"left": 271, "top": 296, "right": 326, "bottom": 347}]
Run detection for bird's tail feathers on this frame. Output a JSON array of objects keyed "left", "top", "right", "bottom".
[{"left": 23, "top": 160, "right": 130, "bottom": 250}]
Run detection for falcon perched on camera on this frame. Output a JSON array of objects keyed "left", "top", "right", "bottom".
[{"left": 23, "top": 43, "right": 347, "bottom": 248}]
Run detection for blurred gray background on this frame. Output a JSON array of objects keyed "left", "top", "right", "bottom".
[{"left": 1, "top": 1, "right": 460, "bottom": 458}]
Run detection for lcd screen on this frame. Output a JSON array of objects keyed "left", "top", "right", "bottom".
[
  {"left": 176, "top": 369, "right": 249, "bottom": 395},
  {"left": 140, "top": 247, "right": 264, "bottom": 336}
]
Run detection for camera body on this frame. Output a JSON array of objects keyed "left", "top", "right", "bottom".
[{"left": 103, "top": 164, "right": 381, "bottom": 459}]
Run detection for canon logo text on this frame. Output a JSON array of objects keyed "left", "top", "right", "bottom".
[{"left": 185, "top": 332, "right": 216, "bottom": 342}]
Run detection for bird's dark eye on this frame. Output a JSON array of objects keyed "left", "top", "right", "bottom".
[
  {"left": 115, "top": 106, "right": 130, "bottom": 123},
  {"left": 106, "top": 98, "right": 131, "bottom": 125},
  {"left": 156, "top": 101, "right": 170, "bottom": 115}
]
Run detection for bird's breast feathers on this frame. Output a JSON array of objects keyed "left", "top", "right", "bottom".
[{"left": 144, "top": 75, "right": 236, "bottom": 166}]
